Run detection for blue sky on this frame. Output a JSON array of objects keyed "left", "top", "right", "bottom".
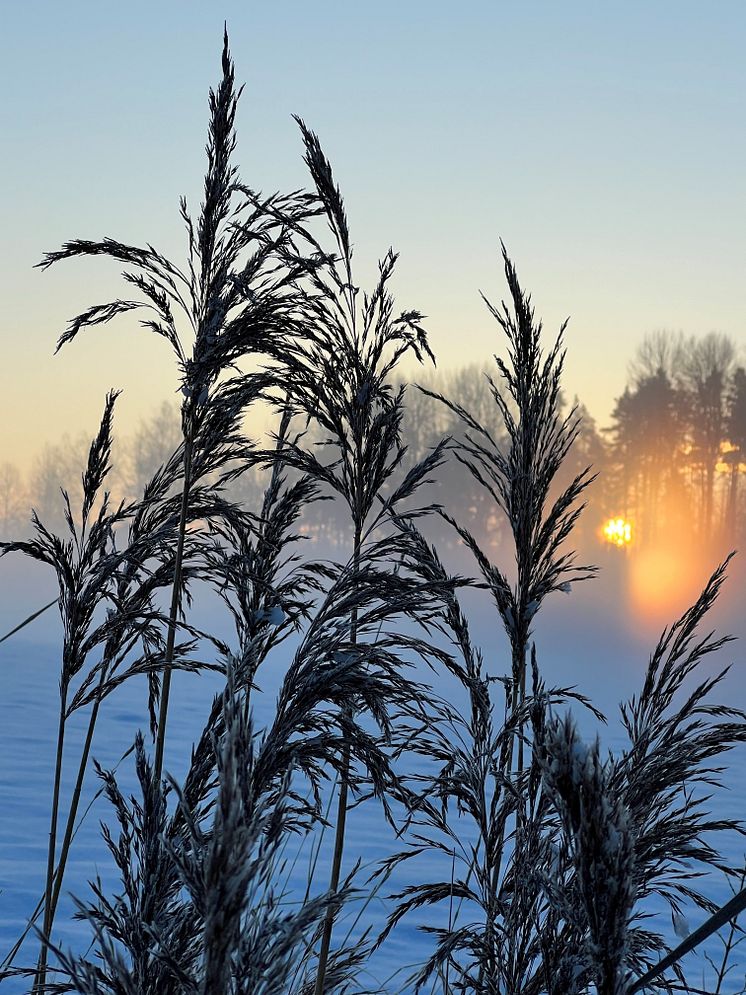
[{"left": 1, "top": 1, "right": 744, "bottom": 466}]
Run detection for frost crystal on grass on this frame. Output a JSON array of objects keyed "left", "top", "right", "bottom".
[
  {"left": 263, "top": 604, "right": 286, "bottom": 627},
  {"left": 672, "top": 909, "right": 690, "bottom": 940}
]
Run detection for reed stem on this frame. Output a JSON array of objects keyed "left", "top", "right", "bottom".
[
  {"left": 3, "top": 647, "right": 112, "bottom": 973},
  {"left": 0, "top": 599, "right": 58, "bottom": 647},
  {"left": 35, "top": 682, "right": 68, "bottom": 993},
  {"left": 154, "top": 429, "right": 194, "bottom": 783},
  {"left": 629, "top": 885, "right": 746, "bottom": 993},
  {"left": 49, "top": 674, "right": 106, "bottom": 922},
  {"left": 1, "top": 687, "right": 98, "bottom": 976},
  {"left": 314, "top": 521, "right": 361, "bottom": 995}
]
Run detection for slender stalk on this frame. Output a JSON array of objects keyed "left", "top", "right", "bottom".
[
  {"left": 1, "top": 895, "right": 44, "bottom": 972},
  {"left": 714, "top": 916, "right": 739, "bottom": 994},
  {"left": 314, "top": 521, "right": 361, "bottom": 995},
  {"left": 515, "top": 638, "right": 527, "bottom": 775},
  {"left": 49, "top": 674, "right": 107, "bottom": 921},
  {"left": 5, "top": 683, "right": 105, "bottom": 977},
  {"left": 241, "top": 405, "right": 291, "bottom": 728},
  {"left": 154, "top": 430, "right": 194, "bottom": 783},
  {"left": 35, "top": 683, "right": 68, "bottom": 993},
  {"left": 445, "top": 847, "right": 456, "bottom": 995},
  {"left": 484, "top": 640, "right": 527, "bottom": 985},
  {"left": 487, "top": 632, "right": 528, "bottom": 889},
  {"left": 314, "top": 746, "right": 351, "bottom": 995},
  {"left": 629, "top": 885, "right": 746, "bottom": 993},
  {"left": 0, "top": 598, "right": 58, "bottom": 647}
]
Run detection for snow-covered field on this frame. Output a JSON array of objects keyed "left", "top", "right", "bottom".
[{"left": 1, "top": 553, "right": 744, "bottom": 992}]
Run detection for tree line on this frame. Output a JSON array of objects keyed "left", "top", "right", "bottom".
[
  {"left": 1, "top": 330, "right": 744, "bottom": 551},
  {"left": 306, "top": 330, "right": 746, "bottom": 553},
  {"left": 606, "top": 330, "right": 746, "bottom": 545}
]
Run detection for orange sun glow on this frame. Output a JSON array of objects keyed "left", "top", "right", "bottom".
[{"left": 603, "top": 517, "right": 632, "bottom": 547}]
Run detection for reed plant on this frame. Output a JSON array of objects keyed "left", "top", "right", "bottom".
[
  {"left": 4, "top": 33, "right": 312, "bottom": 981},
  {"left": 23, "top": 458, "right": 452, "bottom": 992},
  {"left": 379, "top": 247, "right": 596, "bottom": 991},
  {"left": 251, "top": 117, "right": 447, "bottom": 994},
  {"left": 373, "top": 256, "right": 746, "bottom": 995},
  {"left": 36, "top": 29, "right": 316, "bottom": 788},
  {"left": 376, "top": 522, "right": 604, "bottom": 994},
  {"left": 45, "top": 669, "right": 349, "bottom": 995},
  {"left": 419, "top": 245, "right": 596, "bottom": 774},
  {"left": 533, "top": 557, "right": 746, "bottom": 994},
  {"left": 0, "top": 393, "right": 207, "bottom": 991}
]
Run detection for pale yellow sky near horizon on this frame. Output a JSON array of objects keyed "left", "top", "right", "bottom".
[{"left": 1, "top": 3, "right": 745, "bottom": 473}]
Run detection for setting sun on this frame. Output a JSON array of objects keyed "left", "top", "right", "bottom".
[{"left": 603, "top": 517, "right": 632, "bottom": 547}]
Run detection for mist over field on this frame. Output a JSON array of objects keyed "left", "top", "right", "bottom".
[{"left": 2, "top": 528, "right": 746, "bottom": 994}]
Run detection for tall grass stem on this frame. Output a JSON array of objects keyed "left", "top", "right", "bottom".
[
  {"left": 153, "top": 430, "right": 194, "bottom": 782},
  {"left": 314, "top": 522, "right": 361, "bottom": 995},
  {"left": 0, "top": 599, "right": 58, "bottom": 647},
  {"left": 35, "top": 685, "right": 68, "bottom": 993}
]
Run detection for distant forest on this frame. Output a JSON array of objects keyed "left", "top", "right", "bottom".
[{"left": 2, "top": 329, "right": 744, "bottom": 552}]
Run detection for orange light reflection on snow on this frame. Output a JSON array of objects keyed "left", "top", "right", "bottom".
[{"left": 628, "top": 542, "right": 709, "bottom": 624}]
